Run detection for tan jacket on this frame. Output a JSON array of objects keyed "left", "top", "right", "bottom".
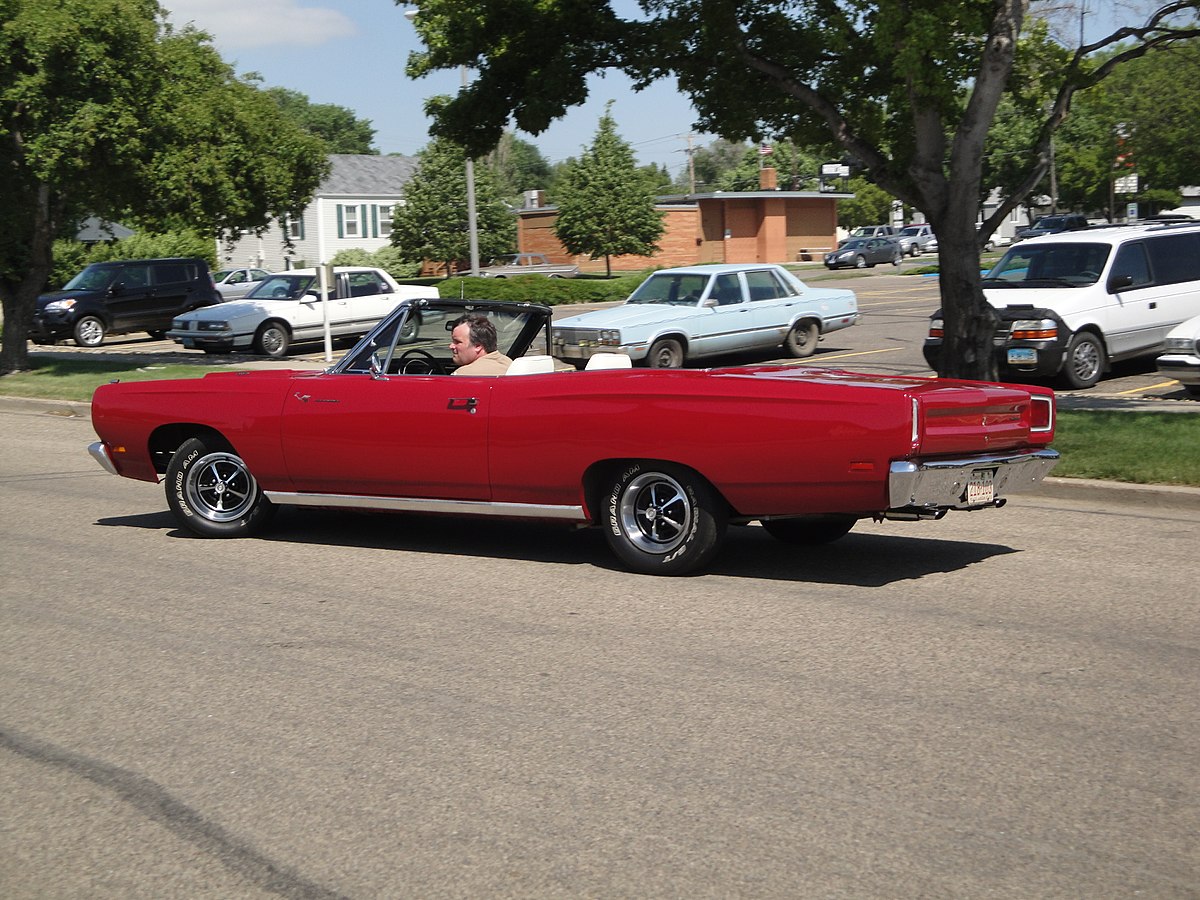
[{"left": 453, "top": 351, "right": 513, "bottom": 376}]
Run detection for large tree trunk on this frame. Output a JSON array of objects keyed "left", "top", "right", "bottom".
[
  {"left": 932, "top": 224, "right": 999, "bottom": 382},
  {"left": 0, "top": 183, "right": 55, "bottom": 376}
]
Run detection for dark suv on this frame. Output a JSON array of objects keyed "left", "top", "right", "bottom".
[
  {"left": 1012, "top": 214, "right": 1089, "bottom": 243},
  {"left": 32, "top": 258, "right": 221, "bottom": 347}
]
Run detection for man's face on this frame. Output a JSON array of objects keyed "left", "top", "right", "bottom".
[{"left": 450, "top": 323, "right": 485, "bottom": 365}]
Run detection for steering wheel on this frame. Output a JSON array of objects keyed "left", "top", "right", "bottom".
[{"left": 398, "top": 348, "right": 446, "bottom": 375}]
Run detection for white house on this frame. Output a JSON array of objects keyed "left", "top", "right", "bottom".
[{"left": 217, "top": 154, "right": 418, "bottom": 272}]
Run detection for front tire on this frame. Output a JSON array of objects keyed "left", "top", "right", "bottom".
[
  {"left": 73, "top": 315, "right": 106, "bottom": 347},
  {"left": 1060, "top": 332, "right": 1104, "bottom": 389},
  {"left": 165, "top": 437, "right": 275, "bottom": 538},
  {"left": 646, "top": 337, "right": 684, "bottom": 368},
  {"left": 603, "top": 463, "right": 726, "bottom": 575},
  {"left": 255, "top": 321, "right": 291, "bottom": 358},
  {"left": 784, "top": 321, "right": 820, "bottom": 358},
  {"left": 762, "top": 515, "right": 856, "bottom": 545}
]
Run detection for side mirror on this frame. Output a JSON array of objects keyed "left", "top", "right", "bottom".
[
  {"left": 1107, "top": 274, "right": 1133, "bottom": 293},
  {"left": 702, "top": 297, "right": 719, "bottom": 308}
]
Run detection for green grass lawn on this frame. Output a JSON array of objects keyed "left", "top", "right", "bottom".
[{"left": 3, "top": 357, "right": 1198, "bottom": 486}]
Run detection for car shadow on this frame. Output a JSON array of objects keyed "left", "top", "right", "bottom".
[{"left": 94, "top": 507, "right": 1018, "bottom": 587}]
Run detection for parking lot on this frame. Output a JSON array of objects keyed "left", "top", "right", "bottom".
[{"left": 24, "top": 267, "right": 1198, "bottom": 407}]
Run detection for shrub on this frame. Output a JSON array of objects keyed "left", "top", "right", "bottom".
[{"left": 435, "top": 271, "right": 650, "bottom": 306}]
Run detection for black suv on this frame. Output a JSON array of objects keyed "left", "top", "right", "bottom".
[
  {"left": 32, "top": 258, "right": 221, "bottom": 347},
  {"left": 1012, "top": 214, "right": 1089, "bottom": 243}
]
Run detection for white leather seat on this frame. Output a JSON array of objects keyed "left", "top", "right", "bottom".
[
  {"left": 585, "top": 353, "right": 633, "bottom": 370},
  {"left": 505, "top": 354, "right": 557, "bottom": 375}
]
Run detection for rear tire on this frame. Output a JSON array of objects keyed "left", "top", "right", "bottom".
[
  {"left": 762, "top": 515, "right": 856, "bottom": 545},
  {"left": 854, "top": 255, "right": 867, "bottom": 269},
  {"left": 73, "top": 316, "right": 106, "bottom": 347},
  {"left": 602, "top": 463, "right": 726, "bottom": 575},
  {"left": 165, "top": 437, "right": 274, "bottom": 538},
  {"left": 255, "top": 321, "right": 291, "bottom": 358},
  {"left": 784, "top": 321, "right": 820, "bottom": 358},
  {"left": 646, "top": 338, "right": 684, "bottom": 368}
]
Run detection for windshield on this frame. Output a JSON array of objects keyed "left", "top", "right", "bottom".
[
  {"left": 627, "top": 273, "right": 710, "bottom": 306},
  {"left": 839, "top": 240, "right": 869, "bottom": 250},
  {"left": 899, "top": 226, "right": 921, "bottom": 236},
  {"left": 62, "top": 265, "right": 119, "bottom": 292},
  {"left": 245, "top": 274, "right": 317, "bottom": 300},
  {"left": 1029, "top": 216, "right": 1068, "bottom": 230},
  {"left": 984, "top": 243, "right": 1110, "bottom": 287}
]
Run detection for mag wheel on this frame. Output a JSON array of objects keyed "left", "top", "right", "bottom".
[
  {"left": 647, "top": 338, "right": 684, "bottom": 368},
  {"left": 73, "top": 316, "right": 106, "bottom": 347},
  {"left": 784, "top": 321, "right": 820, "bottom": 358},
  {"left": 854, "top": 255, "right": 867, "bottom": 269},
  {"left": 1061, "top": 332, "right": 1103, "bottom": 389},
  {"left": 603, "top": 463, "right": 726, "bottom": 575},
  {"left": 165, "top": 437, "right": 275, "bottom": 538}
]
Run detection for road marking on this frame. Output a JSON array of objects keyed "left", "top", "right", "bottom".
[
  {"left": 814, "top": 347, "right": 906, "bottom": 362},
  {"left": 1116, "top": 380, "right": 1180, "bottom": 395}
]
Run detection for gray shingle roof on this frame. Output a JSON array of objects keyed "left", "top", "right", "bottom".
[{"left": 320, "top": 154, "right": 418, "bottom": 196}]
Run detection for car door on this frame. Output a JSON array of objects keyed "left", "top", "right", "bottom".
[
  {"left": 1103, "top": 237, "right": 1200, "bottom": 357},
  {"left": 279, "top": 370, "right": 491, "bottom": 500},
  {"left": 340, "top": 270, "right": 398, "bottom": 337},
  {"left": 104, "top": 263, "right": 156, "bottom": 332},
  {"left": 147, "top": 262, "right": 202, "bottom": 327},
  {"left": 687, "top": 272, "right": 757, "bottom": 356},
  {"left": 744, "top": 268, "right": 805, "bottom": 347}
]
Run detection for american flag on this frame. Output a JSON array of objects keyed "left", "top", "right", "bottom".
[{"left": 759, "top": 142, "right": 773, "bottom": 156}]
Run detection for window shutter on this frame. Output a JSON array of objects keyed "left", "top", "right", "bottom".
[
  {"left": 336, "top": 205, "right": 344, "bottom": 238},
  {"left": 371, "top": 205, "right": 379, "bottom": 238},
  {"left": 361, "top": 204, "right": 369, "bottom": 239},
  {"left": 298, "top": 216, "right": 305, "bottom": 240}
]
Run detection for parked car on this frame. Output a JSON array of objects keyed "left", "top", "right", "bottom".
[
  {"left": 166, "top": 267, "right": 438, "bottom": 358},
  {"left": 213, "top": 267, "right": 272, "bottom": 300},
  {"left": 897, "top": 224, "right": 937, "bottom": 256},
  {"left": 478, "top": 253, "right": 579, "bottom": 278},
  {"left": 825, "top": 237, "right": 903, "bottom": 269},
  {"left": 1012, "top": 213, "right": 1089, "bottom": 243},
  {"left": 1155, "top": 313, "right": 1200, "bottom": 398},
  {"left": 924, "top": 221, "right": 1200, "bottom": 388},
  {"left": 88, "top": 297, "right": 1060, "bottom": 576},
  {"left": 847, "top": 225, "right": 898, "bottom": 239},
  {"left": 551, "top": 263, "right": 858, "bottom": 368},
  {"left": 31, "top": 257, "right": 221, "bottom": 348}
]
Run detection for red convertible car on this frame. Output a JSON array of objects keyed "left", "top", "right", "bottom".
[{"left": 89, "top": 298, "right": 1060, "bottom": 575}]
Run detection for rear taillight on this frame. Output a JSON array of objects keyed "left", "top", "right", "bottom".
[
  {"left": 928, "top": 317, "right": 943, "bottom": 339},
  {"left": 1030, "top": 395, "right": 1054, "bottom": 434}
]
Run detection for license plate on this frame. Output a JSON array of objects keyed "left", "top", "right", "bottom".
[
  {"left": 1007, "top": 347, "right": 1037, "bottom": 364},
  {"left": 966, "top": 469, "right": 995, "bottom": 505}
]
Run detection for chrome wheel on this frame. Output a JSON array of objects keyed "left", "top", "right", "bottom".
[
  {"left": 1063, "top": 332, "right": 1103, "bottom": 389},
  {"left": 74, "top": 316, "right": 106, "bottom": 347},
  {"left": 184, "top": 451, "right": 259, "bottom": 523},
  {"left": 256, "top": 322, "right": 290, "bottom": 358},
  {"left": 617, "top": 471, "right": 694, "bottom": 556}
]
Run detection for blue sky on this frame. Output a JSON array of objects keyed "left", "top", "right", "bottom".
[{"left": 160, "top": 1, "right": 1134, "bottom": 175}]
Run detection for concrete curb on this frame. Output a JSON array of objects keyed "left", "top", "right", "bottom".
[{"left": 4, "top": 393, "right": 1197, "bottom": 511}]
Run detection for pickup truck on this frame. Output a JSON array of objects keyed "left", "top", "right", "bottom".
[{"left": 478, "top": 253, "right": 579, "bottom": 278}]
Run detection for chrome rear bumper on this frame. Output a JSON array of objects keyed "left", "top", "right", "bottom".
[{"left": 888, "top": 449, "right": 1060, "bottom": 511}]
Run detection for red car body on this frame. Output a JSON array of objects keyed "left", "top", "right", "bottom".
[{"left": 88, "top": 298, "right": 1060, "bottom": 575}]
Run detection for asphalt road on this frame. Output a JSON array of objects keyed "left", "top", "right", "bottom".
[
  {"left": 2, "top": 408, "right": 1198, "bottom": 898},
  {"left": 27, "top": 266, "right": 1198, "bottom": 407}
]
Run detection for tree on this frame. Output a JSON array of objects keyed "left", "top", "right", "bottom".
[
  {"left": 263, "top": 87, "right": 377, "bottom": 155},
  {"left": 389, "top": 137, "right": 515, "bottom": 275},
  {"left": 402, "top": 0, "right": 1199, "bottom": 381},
  {"left": 837, "top": 177, "right": 897, "bottom": 230},
  {"left": 0, "top": 0, "right": 330, "bottom": 374},
  {"left": 485, "top": 131, "right": 551, "bottom": 202},
  {"left": 552, "top": 107, "right": 665, "bottom": 277},
  {"left": 683, "top": 139, "right": 751, "bottom": 192},
  {"left": 717, "top": 141, "right": 826, "bottom": 191}
]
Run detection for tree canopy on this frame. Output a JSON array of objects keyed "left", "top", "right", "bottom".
[
  {"left": 552, "top": 108, "right": 665, "bottom": 277},
  {"left": 402, "top": 0, "right": 1200, "bottom": 381},
  {"left": 389, "top": 137, "right": 516, "bottom": 275},
  {"left": 0, "top": 0, "right": 330, "bottom": 374},
  {"left": 264, "top": 87, "right": 378, "bottom": 155}
]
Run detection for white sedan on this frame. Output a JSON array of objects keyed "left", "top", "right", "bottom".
[
  {"left": 551, "top": 264, "right": 859, "bottom": 368},
  {"left": 213, "top": 267, "right": 272, "bottom": 300},
  {"left": 167, "top": 267, "right": 438, "bottom": 357},
  {"left": 1156, "top": 314, "right": 1200, "bottom": 398}
]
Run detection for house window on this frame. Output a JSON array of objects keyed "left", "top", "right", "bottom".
[
  {"left": 341, "top": 205, "right": 360, "bottom": 238},
  {"left": 378, "top": 205, "right": 393, "bottom": 238},
  {"left": 286, "top": 216, "right": 304, "bottom": 240}
]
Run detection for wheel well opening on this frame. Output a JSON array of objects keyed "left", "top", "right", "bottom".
[
  {"left": 148, "top": 424, "right": 233, "bottom": 474},
  {"left": 581, "top": 458, "right": 732, "bottom": 522}
]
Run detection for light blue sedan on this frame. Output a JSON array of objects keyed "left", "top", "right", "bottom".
[{"left": 551, "top": 264, "right": 859, "bottom": 368}]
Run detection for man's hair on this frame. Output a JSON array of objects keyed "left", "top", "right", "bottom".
[{"left": 452, "top": 314, "right": 498, "bottom": 353}]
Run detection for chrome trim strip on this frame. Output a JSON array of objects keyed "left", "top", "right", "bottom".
[
  {"left": 263, "top": 490, "right": 588, "bottom": 521},
  {"left": 888, "top": 449, "right": 1060, "bottom": 509},
  {"left": 87, "top": 441, "right": 120, "bottom": 477}
]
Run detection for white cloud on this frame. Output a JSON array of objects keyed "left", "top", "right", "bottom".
[{"left": 162, "top": 0, "right": 357, "bottom": 51}]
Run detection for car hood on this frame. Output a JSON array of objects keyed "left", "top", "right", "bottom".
[
  {"left": 554, "top": 303, "right": 704, "bottom": 329},
  {"left": 37, "top": 289, "right": 102, "bottom": 306},
  {"left": 175, "top": 297, "right": 308, "bottom": 321}
]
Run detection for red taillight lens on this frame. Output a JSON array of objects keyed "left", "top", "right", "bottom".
[{"left": 1030, "top": 395, "right": 1054, "bottom": 433}]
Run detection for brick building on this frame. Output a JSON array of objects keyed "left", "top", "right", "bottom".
[{"left": 518, "top": 169, "right": 849, "bottom": 272}]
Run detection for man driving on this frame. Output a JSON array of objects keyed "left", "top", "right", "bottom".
[{"left": 449, "top": 314, "right": 513, "bottom": 376}]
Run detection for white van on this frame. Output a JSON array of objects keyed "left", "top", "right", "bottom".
[{"left": 924, "top": 221, "right": 1200, "bottom": 388}]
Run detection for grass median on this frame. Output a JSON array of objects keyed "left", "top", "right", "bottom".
[{"left": 3, "top": 356, "right": 1197, "bottom": 487}]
